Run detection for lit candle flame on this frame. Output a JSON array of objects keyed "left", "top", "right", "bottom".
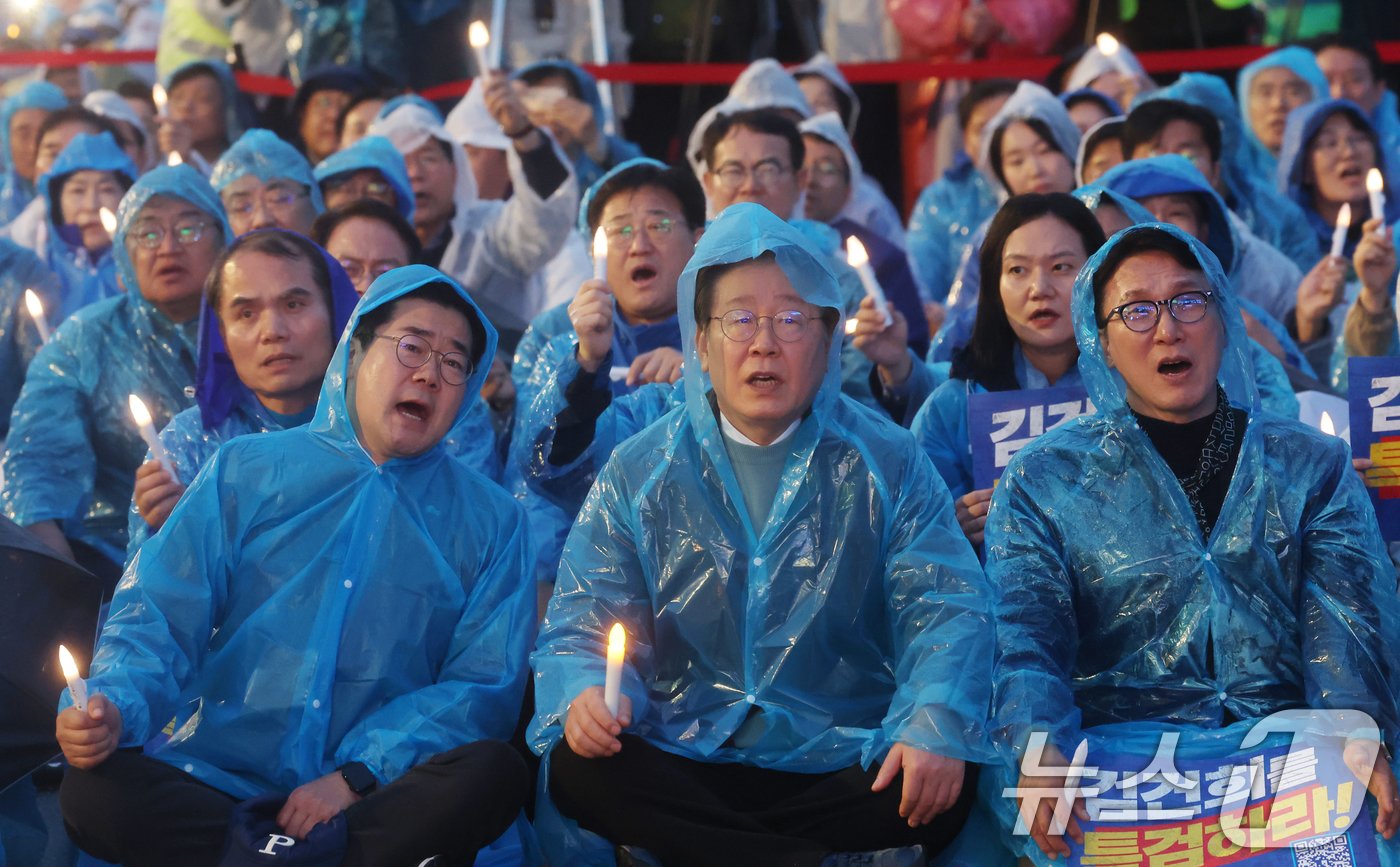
[
  {"left": 1095, "top": 32, "right": 1121, "bottom": 57},
  {"left": 152, "top": 83, "right": 167, "bottom": 113},
  {"left": 58, "top": 644, "right": 80, "bottom": 681},
  {"left": 99, "top": 207, "right": 117, "bottom": 236},
  {"left": 1367, "top": 168, "right": 1385, "bottom": 194},
  {"left": 845, "top": 236, "right": 870, "bottom": 269},
  {"left": 608, "top": 622, "right": 625, "bottom": 656},
  {"left": 24, "top": 288, "right": 44, "bottom": 321},
  {"left": 167, "top": 151, "right": 183, "bottom": 167},
  {"left": 844, "top": 317, "right": 859, "bottom": 335},
  {"left": 468, "top": 20, "right": 490, "bottom": 50},
  {"left": 1337, "top": 202, "right": 1352, "bottom": 230},
  {"left": 1320, "top": 411, "right": 1335, "bottom": 436},
  {"left": 128, "top": 393, "right": 153, "bottom": 427}
]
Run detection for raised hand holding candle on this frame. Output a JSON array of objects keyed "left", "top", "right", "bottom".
[
  {"left": 128, "top": 394, "right": 177, "bottom": 480},
  {"left": 59, "top": 644, "right": 88, "bottom": 711},
  {"left": 1368, "top": 169, "right": 1386, "bottom": 231},
  {"left": 467, "top": 21, "right": 492, "bottom": 75},
  {"left": 24, "top": 289, "right": 51, "bottom": 344},
  {"left": 592, "top": 227, "right": 608, "bottom": 282},
  {"left": 846, "top": 237, "right": 892, "bottom": 327},
  {"left": 604, "top": 622, "right": 625, "bottom": 718},
  {"left": 1330, "top": 202, "right": 1351, "bottom": 259}
]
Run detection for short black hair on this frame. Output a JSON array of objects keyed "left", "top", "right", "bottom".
[
  {"left": 951, "top": 193, "right": 1106, "bottom": 391},
  {"left": 1122, "top": 99, "right": 1222, "bottom": 164},
  {"left": 312, "top": 199, "right": 423, "bottom": 263},
  {"left": 1092, "top": 228, "right": 1203, "bottom": 319},
  {"left": 352, "top": 280, "right": 488, "bottom": 371},
  {"left": 1306, "top": 35, "right": 1384, "bottom": 83},
  {"left": 516, "top": 65, "right": 584, "bottom": 101},
  {"left": 37, "top": 107, "right": 119, "bottom": 152},
  {"left": 693, "top": 251, "right": 840, "bottom": 336},
  {"left": 699, "top": 109, "right": 805, "bottom": 173},
  {"left": 334, "top": 89, "right": 391, "bottom": 142},
  {"left": 116, "top": 80, "right": 156, "bottom": 110},
  {"left": 987, "top": 117, "right": 1064, "bottom": 190},
  {"left": 957, "top": 79, "right": 1019, "bottom": 131},
  {"left": 585, "top": 162, "right": 706, "bottom": 234},
  {"left": 204, "top": 230, "right": 334, "bottom": 317},
  {"left": 169, "top": 62, "right": 224, "bottom": 96},
  {"left": 793, "top": 71, "right": 855, "bottom": 130}
]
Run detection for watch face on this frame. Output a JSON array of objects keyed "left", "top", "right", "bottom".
[{"left": 341, "top": 763, "right": 375, "bottom": 794}]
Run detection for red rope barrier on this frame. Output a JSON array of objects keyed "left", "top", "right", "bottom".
[{"left": 6, "top": 42, "right": 1400, "bottom": 96}]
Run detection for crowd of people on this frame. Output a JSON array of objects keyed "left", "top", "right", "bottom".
[{"left": 0, "top": 23, "right": 1398, "bottom": 867}]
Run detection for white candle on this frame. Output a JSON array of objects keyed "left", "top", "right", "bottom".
[
  {"left": 845, "top": 237, "right": 892, "bottom": 326},
  {"left": 467, "top": 21, "right": 492, "bottom": 75},
  {"left": 588, "top": 0, "right": 616, "bottom": 135},
  {"left": 24, "top": 289, "right": 51, "bottom": 344},
  {"left": 1330, "top": 202, "right": 1352, "bottom": 259},
  {"left": 609, "top": 366, "right": 630, "bottom": 382},
  {"left": 58, "top": 644, "right": 87, "bottom": 712},
  {"left": 1367, "top": 168, "right": 1386, "bottom": 231},
  {"left": 99, "top": 207, "right": 117, "bottom": 240},
  {"left": 592, "top": 227, "right": 608, "bottom": 282},
  {"left": 603, "top": 622, "right": 625, "bottom": 718},
  {"left": 487, "top": 0, "right": 507, "bottom": 68},
  {"left": 152, "top": 83, "right": 168, "bottom": 119},
  {"left": 128, "top": 394, "right": 177, "bottom": 480}
]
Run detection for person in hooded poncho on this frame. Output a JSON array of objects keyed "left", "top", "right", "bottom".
[
  {"left": 57, "top": 265, "right": 534, "bottom": 866},
  {"left": 1, "top": 164, "right": 232, "bottom": 579},
  {"left": 211, "top": 129, "right": 324, "bottom": 238},
  {"left": 36, "top": 132, "right": 137, "bottom": 321},
  {"left": 1236, "top": 47, "right": 1330, "bottom": 181},
  {"left": 507, "top": 158, "right": 704, "bottom": 598},
  {"left": 313, "top": 134, "right": 414, "bottom": 221},
  {"left": 0, "top": 239, "right": 61, "bottom": 440},
  {"left": 1312, "top": 36, "right": 1400, "bottom": 175},
  {"left": 513, "top": 59, "right": 644, "bottom": 193},
  {"left": 908, "top": 79, "right": 1015, "bottom": 304},
  {"left": 157, "top": 59, "right": 246, "bottom": 173},
  {"left": 1074, "top": 116, "right": 1125, "bottom": 186},
  {"left": 1135, "top": 71, "right": 1320, "bottom": 272},
  {"left": 931, "top": 80, "right": 1080, "bottom": 364},
  {"left": 1061, "top": 38, "right": 1155, "bottom": 111},
  {"left": 0, "top": 81, "right": 68, "bottom": 227},
  {"left": 123, "top": 229, "right": 360, "bottom": 563},
  {"left": 530, "top": 203, "right": 993, "bottom": 866},
  {"left": 982, "top": 222, "right": 1400, "bottom": 863},
  {"left": 368, "top": 80, "right": 577, "bottom": 346}
]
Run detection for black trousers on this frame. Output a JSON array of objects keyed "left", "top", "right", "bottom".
[
  {"left": 550, "top": 736, "right": 977, "bottom": 867},
  {"left": 60, "top": 740, "right": 528, "bottom": 867}
]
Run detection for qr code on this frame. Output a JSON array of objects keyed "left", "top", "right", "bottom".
[{"left": 1292, "top": 833, "right": 1356, "bottom": 867}]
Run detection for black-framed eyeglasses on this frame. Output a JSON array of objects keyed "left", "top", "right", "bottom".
[
  {"left": 375, "top": 333, "right": 471, "bottom": 386},
  {"left": 710, "top": 309, "right": 810, "bottom": 343},
  {"left": 128, "top": 217, "right": 212, "bottom": 249},
  {"left": 1100, "top": 290, "right": 1214, "bottom": 332}
]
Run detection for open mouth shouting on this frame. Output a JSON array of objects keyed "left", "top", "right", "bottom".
[{"left": 1157, "top": 356, "right": 1193, "bottom": 379}]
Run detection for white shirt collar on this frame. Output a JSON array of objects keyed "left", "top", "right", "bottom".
[{"left": 719, "top": 412, "right": 800, "bottom": 447}]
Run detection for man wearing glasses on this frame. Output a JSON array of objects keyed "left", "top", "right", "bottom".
[
  {"left": 212, "top": 128, "right": 323, "bottom": 237},
  {"left": 531, "top": 204, "right": 992, "bottom": 866},
  {"left": 57, "top": 265, "right": 535, "bottom": 865},
  {"left": 2, "top": 164, "right": 232, "bottom": 581},
  {"left": 984, "top": 223, "right": 1400, "bottom": 861}
]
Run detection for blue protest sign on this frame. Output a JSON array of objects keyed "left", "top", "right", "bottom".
[
  {"left": 968, "top": 385, "right": 1094, "bottom": 489},
  {"left": 1346, "top": 356, "right": 1400, "bottom": 541}
]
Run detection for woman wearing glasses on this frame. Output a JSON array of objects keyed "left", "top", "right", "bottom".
[
  {"left": 981, "top": 222, "right": 1400, "bottom": 863},
  {"left": 908, "top": 193, "right": 1104, "bottom": 547}
]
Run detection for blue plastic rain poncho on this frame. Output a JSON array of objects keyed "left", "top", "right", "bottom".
[
  {"left": 982, "top": 222, "right": 1400, "bottom": 861},
  {"left": 1277, "top": 98, "right": 1400, "bottom": 261},
  {"left": 513, "top": 59, "right": 643, "bottom": 192},
  {"left": 313, "top": 134, "right": 414, "bottom": 222},
  {"left": 529, "top": 202, "right": 994, "bottom": 861},
  {"left": 1137, "top": 72, "right": 1321, "bottom": 271},
  {"left": 1367, "top": 88, "right": 1400, "bottom": 173},
  {"left": 0, "top": 239, "right": 62, "bottom": 439},
  {"left": 38, "top": 132, "right": 137, "bottom": 320},
  {"left": 908, "top": 151, "right": 998, "bottom": 303},
  {"left": 123, "top": 230, "right": 362, "bottom": 562},
  {"left": 1235, "top": 47, "right": 1330, "bottom": 179},
  {"left": 798, "top": 111, "right": 907, "bottom": 250},
  {"left": 68, "top": 264, "right": 535, "bottom": 800},
  {"left": 368, "top": 102, "right": 578, "bottom": 336},
  {"left": 928, "top": 83, "right": 1082, "bottom": 362},
  {"left": 0, "top": 82, "right": 68, "bottom": 227},
  {"left": 210, "top": 128, "right": 326, "bottom": 214},
  {"left": 1, "top": 164, "right": 232, "bottom": 566}
]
